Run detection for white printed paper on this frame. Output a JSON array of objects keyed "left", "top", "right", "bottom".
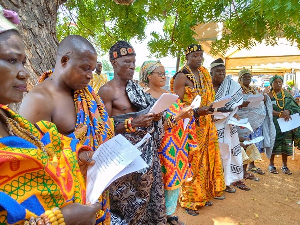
[
  {"left": 228, "top": 117, "right": 253, "bottom": 133},
  {"left": 278, "top": 113, "right": 300, "bottom": 132},
  {"left": 150, "top": 93, "right": 178, "bottom": 114},
  {"left": 243, "top": 136, "right": 264, "bottom": 145},
  {"left": 183, "top": 95, "right": 201, "bottom": 130},
  {"left": 86, "top": 134, "right": 148, "bottom": 204},
  {"left": 247, "top": 94, "right": 264, "bottom": 108},
  {"left": 212, "top": 95, "right": 231, "bottom": 108}
]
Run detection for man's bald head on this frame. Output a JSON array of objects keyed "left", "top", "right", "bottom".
[{"left": 57, "top": 35, "right": 96, "bottom": 59}]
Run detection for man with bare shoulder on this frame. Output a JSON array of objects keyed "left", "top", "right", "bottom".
[
  {"left": 19, "top": 35, "right": 113, "bottom": 225},
  {"left": 170, "top": 44, "right": 226, "bottom": 216},
  {"left": 98, "top": 41, "right": 167, "bottom": 225}
]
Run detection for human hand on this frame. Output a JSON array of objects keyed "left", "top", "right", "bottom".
[
  {"left": 61, "top": 203, "right": 102, "bottom": 225},
  {"left": 241, "top": 101, "right": 250, "bottom": 107},
  {"left": 281, "top": 110, "right": 292, "bottom": 121},
  {"left": 78, "top": 148, "right": 95, "bottom": 177},
  {"left": 153, "top": 112, "right": 163, "bottom": 121},
  {"left": 233, "top": 113, "right": 240, "bottom": 120},
  {"left": 131, "top": 113, "right": 154, "bottom": 127},
  {"left": 176, "top": 106, "right": 193, "bottom": 119},
  {"left": 196, "top": 105, "right": 213, "bottom": 116}
]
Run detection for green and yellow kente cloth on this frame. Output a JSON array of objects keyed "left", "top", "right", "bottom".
[
  {"left": 170, "top": 65, "right": 225, "bottom": 210},
  {"left": 0, "top": 104, "right": 87, "bottom": 224}
]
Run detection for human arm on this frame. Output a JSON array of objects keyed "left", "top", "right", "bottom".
[
  {"left": 173, "top": 73, "right": 187, "bottom": 101},
  {"left": 61, "top": 203, "right": 103, "bottom": 225},
  {"left": 98, "top": 85, "right": 113, "bottom": 117},
  {"left": 19, "top": 90, "right": 53, "bottom": 124},
  {"left": 163, "top": 106, "right": 193, "bottom": 130},
  {"left": 114, "top": 113, "right": 155, "bottom": 134}
]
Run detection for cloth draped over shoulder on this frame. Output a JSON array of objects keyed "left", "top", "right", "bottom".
[
  {"left": 0, "top": 105, "right": 86, "bottom": 225},
  {"left": 237, "top": 90, "right": 275, "bottom": 158},
  {"left": 271, "top": 90, "right": 300, "bottom": 154},
  {"left": 109, "top": 80, "right": 167, "bottom": 225},
  {"left": 214, "top": 76, "right": 244, "bottom": 186},
  {"left": 170, "top": 65, "right": 225, "bottom": 210},
  {"left": 38, "top": 71, "right": 114, "bottom": 224}
]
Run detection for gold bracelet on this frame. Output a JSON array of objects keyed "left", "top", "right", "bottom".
[{"left": 279, "top": 111, "right": 283, "bottom": 118}]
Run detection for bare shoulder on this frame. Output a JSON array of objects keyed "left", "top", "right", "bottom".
[
  {"left": 98, "top": 81, "right": 115, "bottom": 100},
  {"left": 174, "top": 72, "right": 187, "bottom": 81},
  {"left": 25, "top": 82, "right": 54, "bottom": 105},
  {"left": 19, "top": 81, "right": 55, "bottom": 122}
]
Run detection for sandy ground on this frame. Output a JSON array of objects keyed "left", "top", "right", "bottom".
[{"left": 175, "top": 150, "right": 300, "bottom": 225}]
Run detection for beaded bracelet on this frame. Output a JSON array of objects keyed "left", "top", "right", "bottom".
[
  {"left": 127, "top": 117, "right": 136, "bottom": 132},
  {"left": 24, "top": 207, "right": 65, "bottom": 225},
  {"left": 124, "top": 118, "right": 136, "bottom": 133},
  {"left": 166, "top": 115, "right": 178, "bottom": 129}
]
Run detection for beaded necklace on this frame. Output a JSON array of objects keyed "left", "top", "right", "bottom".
[
  {"left": 272, "top": 89, "right": 285, "bottom": 110},
  {"left": 0, "top": 109, "right": 58, "bottom": 165},
  {"left": 241, "top": 84, "right": 256, "bottom": 95}
]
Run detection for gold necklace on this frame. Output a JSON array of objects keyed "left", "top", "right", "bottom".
[
  {"left": 241, "top": 84, "right": 256, "bottom": 94},
  {"left": 272, "top": 89, "right": 285, "bottom": 110}
]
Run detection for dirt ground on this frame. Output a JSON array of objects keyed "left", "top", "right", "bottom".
[{"left": 175, "top": 149, "right": 300, "bottom": 225}]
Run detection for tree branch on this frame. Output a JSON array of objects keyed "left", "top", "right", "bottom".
[
  {"left": 232, "top": 0, "right": 245, "bottom": 26},
  {"left": 171, "top": 11, "right": 178, "bottom": 41}
]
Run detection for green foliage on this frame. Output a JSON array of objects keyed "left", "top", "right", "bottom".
[
  {"left": 286, "top": 80, "right": 295, "bottom": 87},
  {"left": 102, "top": 59, "right": 113, "bottom": 71},
  {"left": 135, "top": 66, "right": 141, "bottom": 72},
  {"left": 57, "top": 0, "right": 300, "bottom": 62}
]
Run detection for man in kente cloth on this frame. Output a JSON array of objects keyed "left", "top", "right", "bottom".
[
  {"left": 171, "top": 44, "right": 226, "bottom": 216},
  {"left": 19, "top": 35, "right": 114, "bottom": 225},
  {"left": 98, "top": 41, "right": 167, "bottom": 225}
]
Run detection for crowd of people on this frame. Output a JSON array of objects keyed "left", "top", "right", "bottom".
[{"left": 1, "top": 7, "right": 300, "bottom": 225}]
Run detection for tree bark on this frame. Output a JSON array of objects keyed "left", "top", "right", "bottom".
[{"left": 0, "top": 0, "right": 65, "bottom": 111}]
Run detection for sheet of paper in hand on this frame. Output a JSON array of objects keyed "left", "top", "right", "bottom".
[
  {"left": 278, "top": 113, "right": 300, "bottom": 132},
  {"left": 247, "top": 94, "right": 264, "bottom": 108},
  {"left": 184, "top": 95, "right": 201, "bottom": 130},
  {"left": 212, "top": 95, "right": 231, "bottom": 108},
  {"left": 86, "top": 134, "right": 149, "bottom": 204},
  {"left": 150, "top": 93, "right": 179, "bottom": 114}
]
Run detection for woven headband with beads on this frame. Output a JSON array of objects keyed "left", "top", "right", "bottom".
[
  {"left": 185, "top": 44, "right": 203, "bottom": 55},
  {"left": 110, "top": 47, "right": 136, "bottom": 60}
]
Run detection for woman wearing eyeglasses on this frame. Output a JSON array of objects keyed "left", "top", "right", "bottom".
[{"left": 139, "top": 60, "right": 195, "bottom": 225}]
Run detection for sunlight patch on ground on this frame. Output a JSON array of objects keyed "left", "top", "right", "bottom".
[{"left": 212, "top": 217, "right": 240, "bottom": 225}]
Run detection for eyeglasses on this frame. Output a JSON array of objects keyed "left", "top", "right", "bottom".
[{"left": 152, "top": 72, "right": 166, "bottom": 77}]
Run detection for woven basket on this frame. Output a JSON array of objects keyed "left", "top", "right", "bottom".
[{"left": 113, "top": 0, "right": 136, "bottom": 5}]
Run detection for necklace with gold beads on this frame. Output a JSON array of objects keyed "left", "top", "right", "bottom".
[{"left": 272, "top": 89, "right": 285, "bottom": 110}]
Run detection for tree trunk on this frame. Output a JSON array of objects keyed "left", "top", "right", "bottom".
[{"left": 0, "top": 0, "right": 66, "bottom": 111}]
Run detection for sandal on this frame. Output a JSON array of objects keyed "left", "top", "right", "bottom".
[
  {"left": 281, "top": 166, "right": 292, "bottom": 175},
  {"left": 205, "top": 201, "right": 213, "bottom": 206},
  {"left": 269, "top": 166, "right": 279, "bottom": 174},
  {"left": 232, "top": 180, "right": 251, "bottom": 191},
  {"left": 244, "top": 173, "right": 260, "bottom": 181},
  {"left": 214, "top": 194, "right": 225, "bottom": 200},
  {"left": 225, "top": 186, "right": 236, "bottom": 193},
  {"left": 248, "top": 167, "right": 265, "bottom": 175},
  {"left": 167, "top": 216, "right": 185, "bottom": 225},
  {"left": 185, "top": 208, "right": 199, "bottom": 216}
]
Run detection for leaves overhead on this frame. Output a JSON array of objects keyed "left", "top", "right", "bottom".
[{"left": 57, "top": 0, "right": 300, "bottom": 59}]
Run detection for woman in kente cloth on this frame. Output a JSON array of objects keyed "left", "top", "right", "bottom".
[
  {"left": 0, "top": 7, "right": 104, "bottom": 225},
  {"left": 139, "top": 60, "right": 198, "bottom": 225},
  {"left": 267, "top": 75, "right": 300, "bottom": 175},
  {"left": 237, "top": 68, "right": 276, "bottom": 175},
  {"left": 170, "top": 44, "right": 225, "bottom": 216}
]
